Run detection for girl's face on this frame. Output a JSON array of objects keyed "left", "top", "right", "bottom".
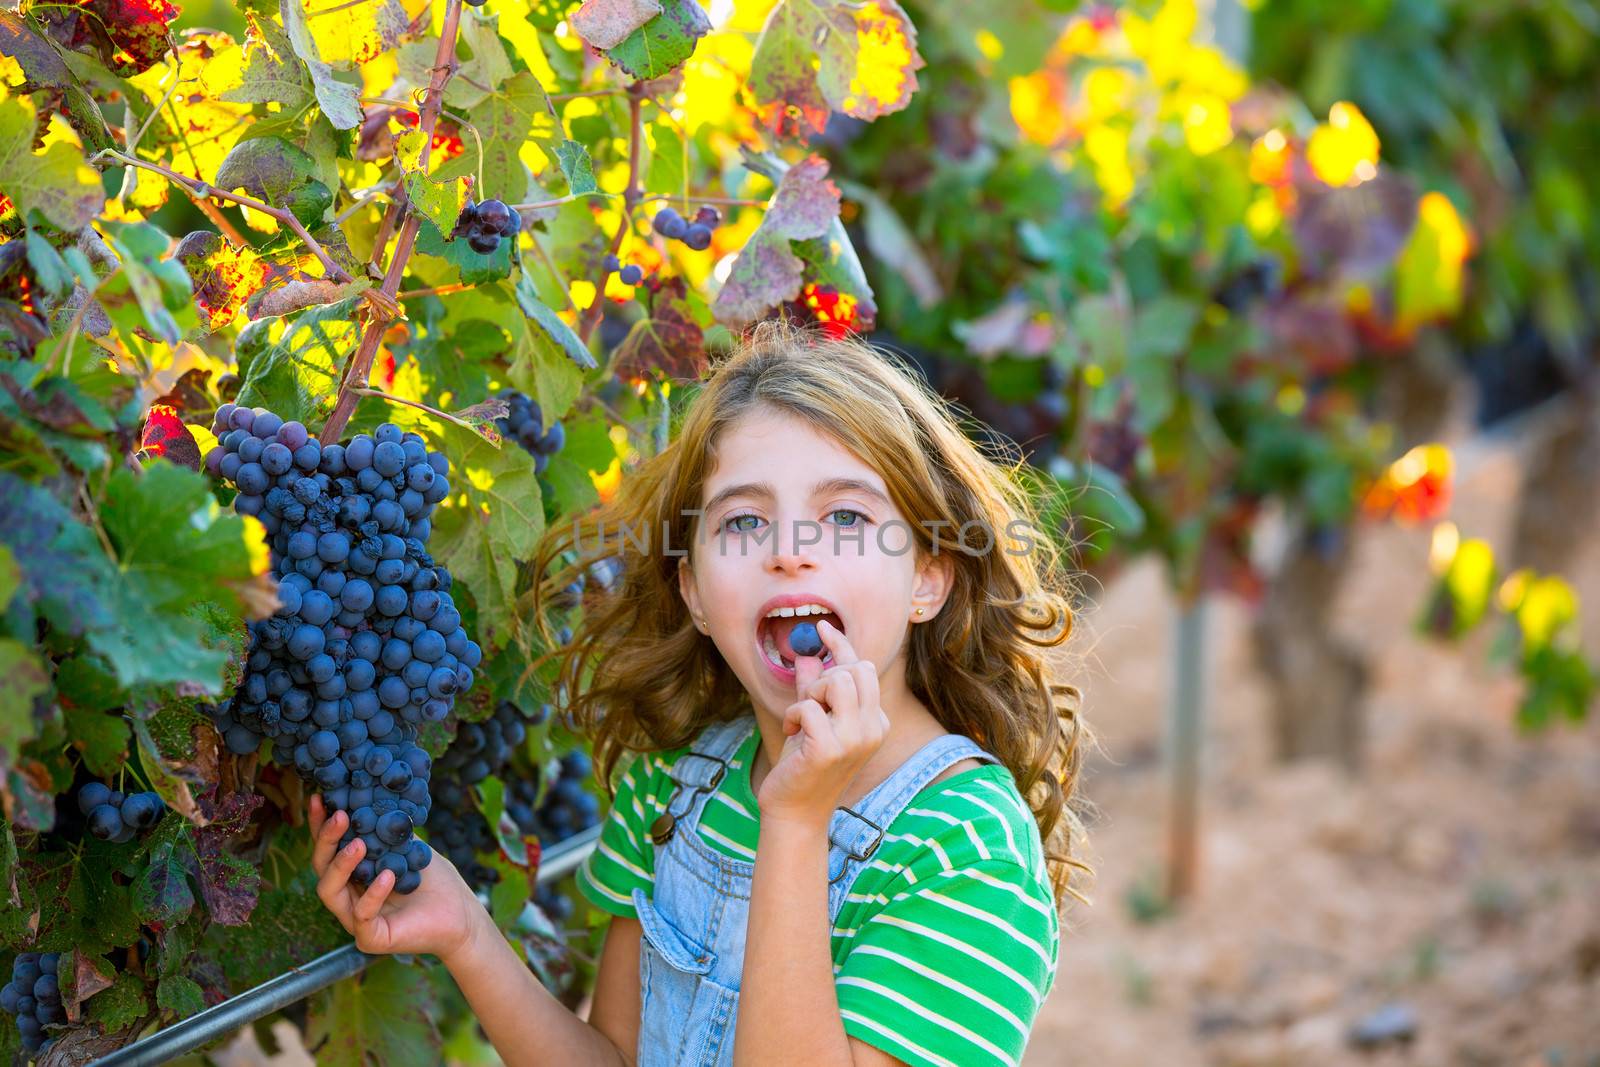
[{"left": 678, "top": 407, "right": 951, "bottom": 719}]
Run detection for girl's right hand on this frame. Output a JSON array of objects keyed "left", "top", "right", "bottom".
[{"left": 310, "top": 794, "right": 485, "bottom": 965}]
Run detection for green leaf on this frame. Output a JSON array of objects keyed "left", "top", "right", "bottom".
[
  {"left": 712, "top": 155, "right": 842, "bottom": 327},
  {"left": 25, "top": 230, "right": 74, "bottom": 297},
  {"left": 214, "top": 135, "right": 335, "bottom": 227},
  {"left": 156, "top": 974, "right": 206, "bottom": 1020},
  {"left": 279, "top": 0, "right": 365, "bottom": 130},
  {"left": 410, "top": 418, "right": 543, "bottom": 652},
  {"left": 396, "top": 129, "right": 464, "bottom": 238},
  {"left": 414, "top": 215, "right": 513, "bottom": 285},
  {"left": 514, "top": 270, "right": 598, "bottom": 370},
  {"left": 236, "top": 290, "right": 365, "bottom": 426},
  {"left": 601, "top": 0, "right": 710, "bottom": 81},
  {"left": 487, "top": 848, "right": 533, "bottom": 929},
  {"left": 307, "top": 958, "right": 442, "bottom": 1067},
  {"left": 63, "top": 704, "right": 129, "bottom": 775},
  {"left": 97, "top": 221, "right": 197, "bottom": 346},
  {"left": 134, "top": 839, "right": 197, "bottom": 928},
  {"left": 555, "top": 139, "right": 598, "bottom": 195},
  {"left": 446, "top": 13, "right": 515, "bottom": 110},
  {"left": 432, "top": 70, "right": 549, "bottom": 204},
  {"left": 0, "top": 638, "right": 50, "bottom": 772},
  {"left": 0, "top": 93, "right": 104, "bottom": 231},
  {"left": 92, "top": 462, "right": 260, "bottom": 688},
  {"left": 85, "top": 971, "right": 148, "bottom": 1030}
]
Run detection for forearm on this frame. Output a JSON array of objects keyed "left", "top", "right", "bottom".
[
  {"left": 442, "top": 905, "right": 629, "bottom": 1067},
  {"left": 735, "top": 818, "right": 854, "bottom": 1067}
]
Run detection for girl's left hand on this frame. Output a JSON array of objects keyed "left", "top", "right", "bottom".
[{"left": 757, "top": 619, "right": 890, "bottom": 828}]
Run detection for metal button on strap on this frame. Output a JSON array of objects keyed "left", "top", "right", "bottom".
[{"left": 651, "top": 812, "right": 676, "bottom": 845}]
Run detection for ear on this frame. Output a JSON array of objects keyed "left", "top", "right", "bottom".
[
  {"left": 910, "top": 550, "right": 956, "bottom": 621},
  {"left": 677, "top": 556, "right": 703, "bottom": 630}
]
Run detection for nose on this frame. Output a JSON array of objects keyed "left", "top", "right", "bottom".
[{"left": 762, "top": 519, "right": 820, "bottom": 574}]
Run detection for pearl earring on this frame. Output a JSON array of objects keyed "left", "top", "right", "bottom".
[{"left": 914, "top": 608, "right": 925, "bottom": 617}]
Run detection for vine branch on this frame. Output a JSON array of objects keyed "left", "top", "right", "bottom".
[
  {"left": 319, "top": 0, "right": 466, "bottom": 445},
  {"left": 90, "top": 149, "right": 354, "bottom": 285},
  {"left": 579, "top": 87, "right": 645, "bottom": 346},
  {"left": 350, "top": 386, "right": 479, "bottom": 432}
]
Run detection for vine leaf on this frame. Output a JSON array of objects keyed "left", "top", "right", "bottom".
[
  {"left": 444, "top": 13, "right": 515, "bottom": 110},
  {"left": 614, "top": 275, "right": 705, "bottom": 382},
  {"left": 170, "top": 231, "right": 273, "bottom": 333},
  {"left": 415, "top": 215, "right": 513, "bottom": 285},
  {"left": 711, "top": 155, "right": 841, "bottom": 327},
  {"left": 306, "top": 957, "right": 442, "bottom": 1067},
  {"left": 749, "top": 0, "right": 925, "bottom": 138},
  {"left": 432, "top": 70, "right": 549, "bottom": 204},
  {"left": 34, "top": 0, "right": 180, "bottom": 76},
  {"left": 515, "top": 269, "right": 598, "bottom": 370},
  {"left": 555, "top": 139, "right": 599, "bottom": 195},
  {"left": 97, "top": 220, "right": 197, "bottom": 347},
  {"left": 279, "top": 0, "right": 364, "bottom": 130},
  {"left": 236, "top": 288, "right": 366, "bottom": 425},
  {"left": 302, "top": 0, "right": 429, "bottom": 69},
  {"left": 396, "top": 127, "right": 463, "bottom": 237},
  {"left": 570, "top": 0, "right": 663, "bottom": 51},
  {"left": 211, "top": 12, "right": 315, "bottom": 112},
  {"left": 0, "top": 93, "right": 105, "bottom": 232},
  {"left": 600, "top": 0, "right": 710, "bottom": 81},
  {"left": 214, "top": 136, "right": 336, "bottom": 228},
  {"left": 0, "top": 12, "right": 115, "bottom": 153},
  {"left": 413, "top": 415, "right": 543, "bottom": 651}
]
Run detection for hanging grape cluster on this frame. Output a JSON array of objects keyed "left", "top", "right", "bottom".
[
  {"left": 651, "top": 205, "right": 720, "bottom": 251},
  {"left": 74, "top": 783, "right": 165, "bottom": 843},
  {"left": 494, "top": 390, "right": 565, "bottom": 473},
  {"left": 1, "top": 953, "right": 63, "bottom": 1057},
  {"left": 204, "top": 407, "right": 478, "bottom": 893}
]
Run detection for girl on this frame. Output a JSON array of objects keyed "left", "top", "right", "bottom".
[{"left": 309, "top": 320, "right": 1093, "bottom": 1066}]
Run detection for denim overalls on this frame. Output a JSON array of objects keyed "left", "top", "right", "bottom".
[{"left": 631, "top": 714, "right": 1001, "bottom": 1066}]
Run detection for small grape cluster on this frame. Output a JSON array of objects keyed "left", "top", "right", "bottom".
[
  {"left": 75, "top": 783, "right": 165, "bottom": 843},
  {"left": 451, "top": 198, "right": 521, "bottom": 256},
  {"left": 603, "top": 254, "right": 644, "bottom": 286},
  {"left": 204, "top": 407, "right": 478, "bottom": 894},
  {"left": 652, "top": 205, "right": 719, "bottom": 251},
  {"left": 428, "top": 700, "right": 546, "bottom": 888},
  {"left": 494, "top": 390, "right": 565, "bottom": 473},
  {"left": 2, "top": 953, "right": 62, "bottom": 1057}
]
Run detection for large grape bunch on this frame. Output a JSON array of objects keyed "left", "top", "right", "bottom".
[
  {"left": 494, "top": 390, "right": 564, "bottom": 473},
  {"left": 2, "top": 953, "right": 63, "bottom": 1057},
  {"left": 203, "top": 407, "right": 480, "bottom": 894}
]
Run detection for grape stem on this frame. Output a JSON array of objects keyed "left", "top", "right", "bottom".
[
  {"left": 90, "top": 148, "right": 355, "bottom": 284},
  {"left": 349, "top": 386, "right": 481, "bottom": 432},
  {"left": 578, "top": 88, "right": 644, "bottom": 346},
  {"left": 638, "top": 193, "right": 769, "bottom": 208},
  {"left": 319, "top": 0, "right": 467, "bottom": 445}
]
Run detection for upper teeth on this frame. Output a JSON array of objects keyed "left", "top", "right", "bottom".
[{"left": 765, "top": 603, "right": 831, "bottom": 619}]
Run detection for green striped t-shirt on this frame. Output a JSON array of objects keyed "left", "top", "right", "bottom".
[{"left": 576, "top": 722, "right": 1061, "bottom": 1067}]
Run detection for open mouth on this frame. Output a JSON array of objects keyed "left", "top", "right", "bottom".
[{"left": 756, "top": 610, "right": 844, "bottom": 672}]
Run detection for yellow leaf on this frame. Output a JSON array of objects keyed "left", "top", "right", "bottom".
[
  {"left": 306, "top": 0, "right": 430, "bottom": 69},
  {"left": 1182, "top": 93, "right": 1232, "bottom": 155},
  {"left": 1009, "top": 72, "right": 1069, "bottom": 146},
  {"left": 1515, "top": 576, "right": 1578, "bottom": 649},
  {"left": 1395, "top": 191, "right": 1474, "bottom": 334}
]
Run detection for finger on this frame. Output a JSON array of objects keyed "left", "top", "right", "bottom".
[
  {"left": 354, "top": 869, "right": 395, "bottom": 925},
  {"left": 852, "top": 662, "right": 883, "bottom": 733},
  {"left": 794, "top": 699, "right": 841, "bottom": 760},
  {"left": 311, "top": 807, "right": 349, "bottom": 876},
  {"left": 807, "top": 667, "right": 858, "bottom": 723},
  {"left": 308, "top": 794, "right": 325, "bottom": 838},
  {"left": 794, "top": 650, "right": 825, "bottom": 698},
  {"left": 783, "top": 698, "right": 827, "bottom": 738},
  {"left": 814, "top": 619, "right": 859, "bottom": 667},
  {"left": 316, "top": 836, "right": 365, "bottom": 920}
]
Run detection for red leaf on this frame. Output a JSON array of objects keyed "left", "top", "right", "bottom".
[
  {"left": 38, "top": 0, "right": 181, "bottom": 76},
  {"left": 141, "top": 403, "right": 202, "bottom": 471}
]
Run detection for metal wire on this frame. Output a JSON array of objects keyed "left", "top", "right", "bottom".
[{"left": 92, "top": 825, "right": 602, "bottom": 1066}]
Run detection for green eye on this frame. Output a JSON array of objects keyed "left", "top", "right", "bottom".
[
  {"left": 831, "top": 509, "right": 865, "bottom": 527},
  {"left": 723, "top": 513, "right": 760, "bottom": 533}
]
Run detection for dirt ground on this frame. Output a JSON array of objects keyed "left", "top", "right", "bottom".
[{"left": 1024, "top": 403, "right": 1600, "bottom": 1067}]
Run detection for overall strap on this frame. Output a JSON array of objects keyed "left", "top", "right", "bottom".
[
  {"left": 651, "top": 715, "right": 756, "bottom": 845},
  {"left": 826, "top": 733, "right": 999, "bottom": 894}
]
